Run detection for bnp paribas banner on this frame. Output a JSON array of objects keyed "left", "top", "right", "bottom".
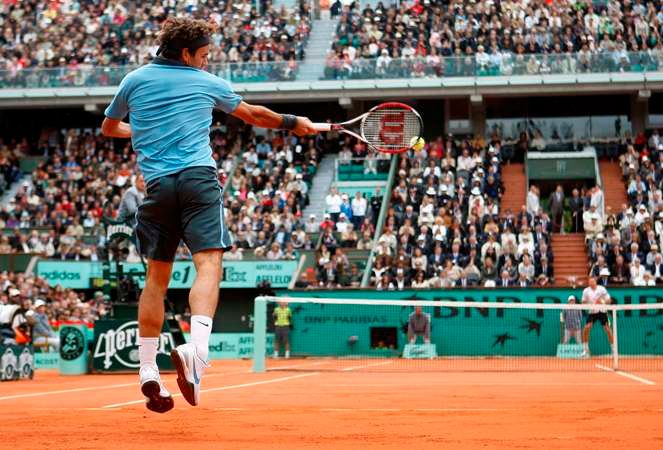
[
  {"left": 279, "top": 288, "right": 663, "bottom": 358},
  {"left": 37, "top": 260, "right": 297, "bottom": 289}
]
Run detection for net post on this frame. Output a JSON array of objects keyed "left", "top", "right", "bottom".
[
  {"left": 252, "top": 296, "right": 267, "bottom": 373},
  {"left": 611, "top": 308, "right": 619, "bottom": 370}
]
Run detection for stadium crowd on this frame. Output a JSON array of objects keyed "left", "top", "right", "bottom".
[
  {"left": 0, "top": 122, "right": 241, "bottom": 260},
  {"left": 0, "top": 137, "right": 22, "bottom": 196},
  {"left": 584, "top": 134, "right": 663, "bottom": 286},
  {"left": 0, "top": 0, "right": 312, "bottom": 87},
  {"left": 363, "top": 134, "right": 555, "bottom": 290},
  {"left": 0, "top": 271, "right": 105, "bottom": 350},
  {"left": 325, "top": 0, "right": 663, "bottom": 79}
]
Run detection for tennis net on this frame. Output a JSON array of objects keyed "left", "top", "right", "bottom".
[{"left": 252, "top": 296, "right": 663, "bottom": 373}]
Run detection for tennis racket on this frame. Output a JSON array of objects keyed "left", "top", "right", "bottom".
[{"left": 312, "top": 102, "right": 423, "bottom": 154}]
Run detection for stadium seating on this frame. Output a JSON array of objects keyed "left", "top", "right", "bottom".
[
  {"left": 585, "top": 139, "right": 663, "bottom": 286},
  {"left": 0, "top": 0, "right": 312, "bottom": 87},
  {"left": 324, "top": 1, "right": 663, "bottom": 80}
]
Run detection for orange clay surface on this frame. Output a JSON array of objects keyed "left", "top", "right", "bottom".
[{"left": 1, "top": 359, "right": 662, "bottom": 450}]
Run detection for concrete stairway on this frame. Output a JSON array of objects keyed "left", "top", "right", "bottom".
[
  {"left": 0, "top": 174, "right": 31, "bottom": 206},
  {"left": 303, "top": 155, "right": 336, "bottom": 220},
  {"left": 501, "top": 163, "right": 527, "bottom": 214},
  {"left": 298, "top": 18, "right": 338, "bottom": 81},
  {"left": 598, "top": 160, "right": 628, "bottom": 214},
  {"left": 551, "top": 233, "right": 589, "bottom": 286}
]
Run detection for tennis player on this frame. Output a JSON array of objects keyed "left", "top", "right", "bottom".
[
  {"left": 580, "top": 276, "right": 614, "bottom": 358},
  {"left": 102, "top": 17, "right": 317, "bottom": 413}
]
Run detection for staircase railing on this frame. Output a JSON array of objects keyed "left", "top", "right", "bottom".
[{"left": 360, "top": 155, "right": 398, "bottom": 287}]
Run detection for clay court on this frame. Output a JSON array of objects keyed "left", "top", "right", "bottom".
[{"left": 2, "top": 359, "right": 662, "bottom": 450}]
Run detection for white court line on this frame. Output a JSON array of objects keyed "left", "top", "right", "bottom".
[
  {"left": 0, "top": 360, "right": 325, "bottom": 402},
  {"left": 595, "top": 364, "right": 657, "bottom": 386},
  {"left": 340, "top": 361, "right": 393, "bottom": 372},
  {"left": 103, "top": 372, "right": 319, "bottom": 409}
]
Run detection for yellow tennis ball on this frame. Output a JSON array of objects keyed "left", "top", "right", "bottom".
[{"left": 410, "top": 136, "right": 425, "bottom": 151}]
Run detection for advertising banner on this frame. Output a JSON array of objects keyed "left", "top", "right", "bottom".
[
  {"left": 184, "top": 333, "right": 274, "bottom": 359},
  {"left": 93, "top": 320, "right": 175, "bottom": 371},
  {"left": 37, "top": 260, "right": 298, "bottom": 289},
  {"left": 0, "top": 344, "right": 34, "bottom": 381}
]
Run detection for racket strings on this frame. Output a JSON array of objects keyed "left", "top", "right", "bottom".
[{"left": 361, "top": 109, "right": 422, "bottom": 150}]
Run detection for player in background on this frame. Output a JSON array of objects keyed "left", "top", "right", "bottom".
[
  {"left": 102, "top": 17, "right": 317, "bottom": 413},
  {"left": 272, "top": 301, "right": 292, "bottom": 359},
  {"left": 561, "top": 295, "right": 582, "bottom": 344},
  {"left": 581, "top": 276, "right": 614, "bottom": 358}
]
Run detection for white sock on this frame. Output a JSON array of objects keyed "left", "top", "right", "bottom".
[
  {"left": 583, "top": 343, "right": 589, "bottom": 352},
  {"left": 273, "top": 351, "right": 278, "bottom": 358},
  {"left": 190, "top": 315, "right": 212, "bottom": 362},
  {"left": 285, "top": 350, "right": 290, "bottom": 358},
  {"left": 139, "top": 337, "right": 159, "bottom": 371}
]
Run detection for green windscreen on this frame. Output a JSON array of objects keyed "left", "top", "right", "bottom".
[{"left": 527, "top": 158, "right": 596, "bottom": 180}]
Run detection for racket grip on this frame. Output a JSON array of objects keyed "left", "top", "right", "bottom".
[{"left": 312, "top": 123, "right": 333, "bottom": 132}]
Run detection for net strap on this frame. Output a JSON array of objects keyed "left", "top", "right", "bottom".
[{"left": 257, "top": 296, "right": 663, "bottom": 312}]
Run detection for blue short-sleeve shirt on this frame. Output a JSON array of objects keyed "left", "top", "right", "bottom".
[{"left": 104, "top": 58, "right": 242, "bottom": 182}]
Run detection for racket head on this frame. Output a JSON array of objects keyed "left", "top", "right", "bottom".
[{"left": 359, "top": 102, "right": 424, "bottom": 154}]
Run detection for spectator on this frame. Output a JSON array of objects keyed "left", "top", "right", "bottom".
[
  {"left": 31, "top": 299, "right": 59, "bottom": 351},
  {"left": 118, "top": 173, "right": 145, "bottom": 226},
  {"left": 549, "top": 185, "right": 565, "bottom": 233},
  {"left": 526, "top": 185, "right": 540, "bottom": 217},
  {"left": 325, "top": 187, "right": 342, "bottom": 222}
]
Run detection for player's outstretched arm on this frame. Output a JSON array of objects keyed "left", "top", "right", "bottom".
[
  {"left": 101, "top": 118, "right": 132, "bottom": 138},
  {"left": 231, "top": 101, "right": 318, "bottom": 137}
]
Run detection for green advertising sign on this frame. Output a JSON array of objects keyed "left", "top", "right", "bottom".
[
  {"left": 92, "top": 320, "right": 175, "bottom": 372},
  {"left": 278, "top": 288, "right": 663, "bottom": 358},
  {"left": 37, "top": 260, "right": 298, "bottom": 289},
  {"left": 184, "top": 333, "right": 274, "bottom": 359}
]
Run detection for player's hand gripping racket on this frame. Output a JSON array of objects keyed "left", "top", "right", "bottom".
[{"left": 312, "top": 102, "right": 423, "bottom": 154}]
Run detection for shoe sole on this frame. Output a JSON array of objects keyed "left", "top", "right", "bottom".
[
  {"left": 141, "top": 380, "right": 174, "bottom": 414},
  {"left": 170, "top": 349, "right": 197, "bottom": 406}
]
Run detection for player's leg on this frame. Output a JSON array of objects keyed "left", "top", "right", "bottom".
[
  {"left": 134, "top": 174, "right": 181, "bottom": 413},
  {"left": 573, "top": 329, "right": 582, "bottom": 344},
  {"left": 171, "top": 166, "right": 231, "bottom": 406},
  {"left": 284, "top": 328, "right": 290, "bottom": 358},
  {"left": 601, "top": 315, "right": 615, "bottom": 352},
  {"left": 273, "top": 327, "right": 281, "bottom": 358},
  {"left": 563, "top": 328, "right": 570, "bottom": 344},
  {"left": 581, "top": 319, "right": 594, "bottom": 357}
]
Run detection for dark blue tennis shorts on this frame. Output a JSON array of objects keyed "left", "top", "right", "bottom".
[{"left": 136, "top": 166, "right": 232, "bottom": 261}]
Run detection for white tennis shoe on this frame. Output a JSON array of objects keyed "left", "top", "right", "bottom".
[
  {"left": 170, "top": 343, "right": 209, "bottom": 406},
  {"left": 140, "top": 365, "right": 174, "bottom": 413}
]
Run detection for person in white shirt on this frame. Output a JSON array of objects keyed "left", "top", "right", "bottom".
[
  {"left": 351, "top": 192, "right": 367, "bottom": 230},
  {"left": 581, "top": 277, "right": 614, "bottom": 357},
  {"left": 630, "top": 258, "right": 645, "bottom": 285},
  {"left": 526, "top": 185, "right": 540, "bottom": 217},
  {"left": 325, "top": 187, "right": 342, "bottom": 222}
]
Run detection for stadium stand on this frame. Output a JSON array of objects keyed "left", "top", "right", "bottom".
[
  {"left": 0, "top": 0, "right": 312, "bottom": 87},
  {"left": 584, "top": 138, "right": 663, "bottom": 286},
  {"left": 324, "top": 0, "right": 663, "bottom": 80},
  {"left": 360, "top": 133, "right": 558, "bottom": 290}
]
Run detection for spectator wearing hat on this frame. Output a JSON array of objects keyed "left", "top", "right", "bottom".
[{"left": 32, "top": 299, "right": 59, "bottom": 351}]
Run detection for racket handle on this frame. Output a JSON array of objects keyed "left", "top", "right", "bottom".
[{"left": 312, "top": 123, "right": 333, "bottom": 132}]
